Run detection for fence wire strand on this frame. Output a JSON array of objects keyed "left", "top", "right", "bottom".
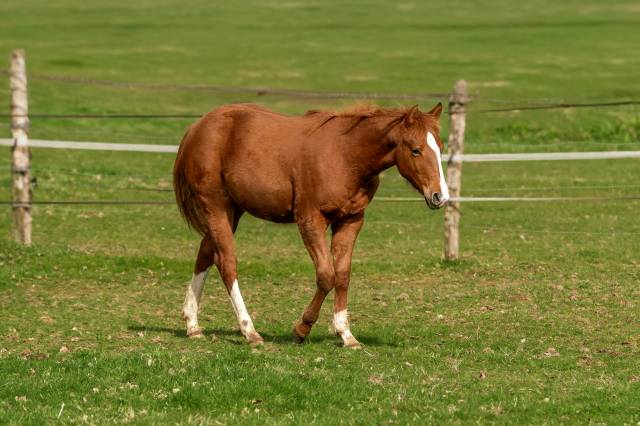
[
  {"left": 366, "top": 221, "right": 640, "bottom": 236},
  {"left": 28, "top": 128, "right": 180, "bottom": 143},
  {"left": 468, "top": 100, "right": 640, "bottom": 114},
  {"left": 461, "top": 223, "right": 640, "bottom": 236},
  {"left": 1, "top": 200, "right": 173, "bottom": 206},
  {"left": 1, "top": 113, "right": 201, "bottom": 120},
  {"left": 2, "top": 70, "right": 640, "bottom": 115},
  {"left": 2, "top": 200, "right": 639, "bottom": 237},
  {"left": 2, "top": 195, "right": 639, "bottom": 207},
  {"left": 3, "top": 70, "right": 448, "bottom": 101},
  {"left": 3, "top": 99, "right": 639, "bottom": 120}
]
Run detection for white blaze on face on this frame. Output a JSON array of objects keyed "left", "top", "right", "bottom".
[
  {"left": 228, "top": 279, "right": 257, "bottom": 338},
  {"left": 183, "top": 270, "right": 208, "bottom": 333},
  {"left": 426, "top": 132, "right": 450, "bottom": 201}
]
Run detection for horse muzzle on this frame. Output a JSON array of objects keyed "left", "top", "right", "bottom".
[{"left": 425, "top": 191, "right": 448, "bottom": 210}]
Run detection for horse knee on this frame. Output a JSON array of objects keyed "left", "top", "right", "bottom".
[{"left": 316, "top": 267, "right": 335, "bottom": 292}]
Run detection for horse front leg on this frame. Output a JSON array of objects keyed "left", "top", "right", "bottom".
[
  {"left": 331, "top": 213, "right": 364, "bottom": 348},
  {"left": 293, "top": 214, "right": 334, "bottom": 343}
]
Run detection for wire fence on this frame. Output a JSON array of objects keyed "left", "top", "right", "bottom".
[
  {"left": 7, "top": 160, "right": 640, "bottom": 196},
  {"left": 459, "top": 223, "right": 640, "bottom": 237},
  {"left": 2, "top": 70, "right": 639, "bottom": 117},
  {"left": 2, "top": 195, "right": 640, "bottom": 207},
  {"left": 0, "top": 69, "right": 449, "bottom": 101},
  {"left": 1, "top": 200, "right": 172, "bottom": 206},
  {"left": 471, "top": 100, "right": 640, "bottom": 114},
  {"left": 3, "top": 139, "right": 639, "bottom": 162},
  {"left": 368, "top": 221, "right": 640, "bottom": 237},
  {"left": 3, "top": 100, "right": 640, "bottom": 120},
  {"left": 3, "top": 69, "right": 640, "bottom": 240},
  {"left": 2, "top": 197, "right": 639, "bottom": 240},
  {"left": 7, "top": 163, "right": 640, "bottom": 198},
  {"left": 23, "top": 127, "right": 179, "bottom": 143},
  {"left": 376, "top": 195, "right": 640, "bottom": 202},
  {"left": 464, "top": 141, "right": 640, "bottom": 149},
  {"left": 1, "top": 113, "right": 200, "bottom": 120},
  {"left": 3, "top": 200, "right": 639, "bottom": 238}
]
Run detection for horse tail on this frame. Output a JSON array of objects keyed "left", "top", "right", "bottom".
[{"left": 173, "top": 127, "right": 209, "bottom": 236}]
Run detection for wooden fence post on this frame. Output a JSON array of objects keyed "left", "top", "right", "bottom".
[
  {"left": 10, "top": 49, "right": 32, "bottom": 245},
  {"left": 444, "top": 80, "right": 467, "bottom": 260}
]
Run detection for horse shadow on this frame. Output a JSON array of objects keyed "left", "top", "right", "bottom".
[
  {"left": 127, "top": 324, "right": 398, "bottom": 347},
  {"left": 263, "top": 330, "right": 396, "bottom": 347},
  {"left": 127, "top": 324, "right": 238, "bottom": 341}
]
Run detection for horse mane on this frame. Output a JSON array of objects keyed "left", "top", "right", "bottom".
[{"left": 304, "top": 104, "right": 438, "bottom": 136}]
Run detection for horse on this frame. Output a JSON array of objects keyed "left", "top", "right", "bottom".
[{"left": 173, "top": 102, "right": 449, "bottom": 348}]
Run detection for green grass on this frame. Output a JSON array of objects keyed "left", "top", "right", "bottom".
[
  {"left": 1, "top": 155, "right": 639, "bottom": 424},
  {"left": 1, "top": 0, "right": 640, "bottom": 424}
]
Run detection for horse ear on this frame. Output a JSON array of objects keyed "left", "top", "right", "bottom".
[
  {"left": 427, "top": 102, "right": 443, "bottom": 119},
  {"left": 403, "top": 105, "right": 422, "bottom": 127}
]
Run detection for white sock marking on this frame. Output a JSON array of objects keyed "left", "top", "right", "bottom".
[
  {"left": 228, "top": 279, "right": 257, "bottom": 338},
  {"left": 426, "top": 132, "right": 450, "bottom": 201},
  {"left": 334, "top": 309, "right": 355, "bottom": 341},
  {"left": 183, "top": 270, "right": 208, "bottom": 331}
]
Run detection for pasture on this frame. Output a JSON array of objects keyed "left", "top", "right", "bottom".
[{"left": 1, "top": 0, "right": 639, "bottom": 424}]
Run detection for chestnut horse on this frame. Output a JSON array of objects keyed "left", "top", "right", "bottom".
[{"left": 173, "top": 103, "right": 449, "bottom": 348}]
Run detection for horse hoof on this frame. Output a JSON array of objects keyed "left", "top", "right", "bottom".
[
  {"left": 247, "top": 333, "right": 264, "bottom": 346},
  {"left": 343, "top": 338, "right": 362, "bottom": 349},
  {"left": 186, "top": 328, "right": 204, "bottom": 339},
  {"left": 292, "top": 326, "right": 307, "bottom": 344}
]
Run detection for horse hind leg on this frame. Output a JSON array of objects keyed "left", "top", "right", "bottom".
[
  {"left": 182, "top": 234, "right": 216, "bottom": 338},
  {"left": 182, "top": 234, "right": 214, "bottom": 338},
  {"left": 206, "top": 207, "right": 263, "bottom": 345}
]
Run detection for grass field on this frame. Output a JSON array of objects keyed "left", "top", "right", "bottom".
[{"left": 1, "top": 0, "right": 640, "bottom": 424}]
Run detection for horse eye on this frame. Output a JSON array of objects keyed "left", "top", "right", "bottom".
[{"left": 411, "top": 148, "right": 421, "bottom": 157}]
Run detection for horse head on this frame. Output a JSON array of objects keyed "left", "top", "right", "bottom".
[{"left": 389, "top": 103, "right": 449, "bottom": 209}]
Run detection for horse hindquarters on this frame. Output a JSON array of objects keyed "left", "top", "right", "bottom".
[
  {"left": 174, "top": 113, "right": 263, "bottom": 344},
  {"left": 179, "top": 196, "right": 263, "bottom": 344}
]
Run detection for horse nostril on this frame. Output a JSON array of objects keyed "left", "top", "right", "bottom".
[{"left": 432, "top": 192, "right": 442, "bottom": 205}]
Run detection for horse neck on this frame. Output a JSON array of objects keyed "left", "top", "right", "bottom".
[{"left": 342, "top": 115, "right": 399, "bottom": 182}]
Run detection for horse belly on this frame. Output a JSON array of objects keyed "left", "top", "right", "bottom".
[
  {"left": 220, "top": 114, "right": 302, "bottom": 223},
  {"left": 226, "top": 171, "right": 294, "bottom": 223}
]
